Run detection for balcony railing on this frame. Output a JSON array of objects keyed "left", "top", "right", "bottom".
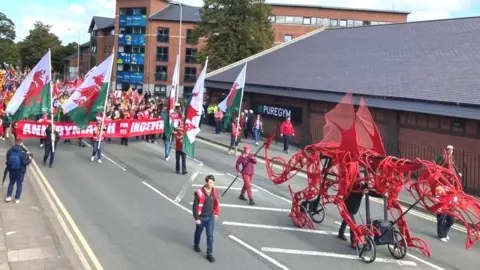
[
  {"left": 155, "top": 72, "right": 167, "bottom": 81},
  {"left": 184, "top": 74, "right": 196, "bottom": 82}
]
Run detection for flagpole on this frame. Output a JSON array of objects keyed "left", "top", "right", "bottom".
[
  {"left": 234, "top": 63, "right": 247, "bottom": 148},
  {"left": 97, "top": 48, "right": 115, "bottom": 150},
  {"left": 175, "top": 54, "right": 180, "bottom": 104},
  {"left": 48, "top": 49, "right": 56, "bottom": 153}
]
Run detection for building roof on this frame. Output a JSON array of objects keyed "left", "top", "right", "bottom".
[
  {"left": 150, "top": 3, "right": 201, "bottom": 23},
  {"left": 80, "top": 41, "right": 90, "bottom": 48},
  {"left": 64, "top": 53, "right": 77, "bottom": 61},
  {"left": 205, "top": 16, "right": 480, "bottom": 113},
  {"left": 88, "top": 16, "right": 114, "bottom": 33},
  {"left": 267, "top": 2, "right": 411, "bottom": 15}
]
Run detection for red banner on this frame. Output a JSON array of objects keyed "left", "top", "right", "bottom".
[{"left": 15, "top": 118, "right": 165, "bottom": 139}]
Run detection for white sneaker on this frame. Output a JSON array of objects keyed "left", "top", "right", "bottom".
[
  {"left": 6, "top": 134, "right": 9, "bottom": 138},
  {"left": 165, "top": 157, "right": 170, "bottom": 161},
  {"left": 40, "top": 144, "right": 43, "bottom": 147},
  {"left": 446, "top": 235, "right": 450, "bottom": 240},
  {"left": 90, "top": 156, "right": 95, "bottom": 162},
  {"left": 1, "top": 137, "right": 4, "bottom": 140},
  {"left": 98, "top": 159, "right": 102, "bottom": 164},
  {"left": 440, "top": 237, "right": 448, "bottom": 242},
  {"left": 5, "top": 197, "right": 11, "bottom": 202},
  {"left": 15, "top": 200, "right": 19, "bottom": 204}
]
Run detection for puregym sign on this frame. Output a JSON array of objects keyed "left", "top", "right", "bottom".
[{"left": 255, "top": 103, "right": 302, "bottom": 123}]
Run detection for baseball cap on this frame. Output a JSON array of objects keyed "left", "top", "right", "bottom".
[{"left": 446, "top": 145, "right": 454, "bottom": 150}]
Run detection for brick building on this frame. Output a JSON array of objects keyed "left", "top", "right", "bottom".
[
  {"left": 204, "top": 16, "right": 480, "bottom": 195},
  {"left": 88, "top": 16, "right": 115, "bottom": 70},
  {"left": 106, "top": 0, "right": 407, "bottom": 98}
]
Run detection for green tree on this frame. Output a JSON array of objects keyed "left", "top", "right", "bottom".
[
  {"left": 192, "top": 0, "right": 274, "bottom": 71},
  {"left": 18, "top": 21, "right": 61, "bottom": 69},
  {"left": 0, "top": 12, "right": 19, "bottom": 66}
]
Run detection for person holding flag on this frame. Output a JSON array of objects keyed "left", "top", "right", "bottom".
[
  {"left": 173, "top": 112, "right": 187, "bottom": 174},
  {"left": 43, "top": 124, "right": 60, "bottom": 168},
  {"left": 235, "top": 144, "right": 257, "bottom": 205}
]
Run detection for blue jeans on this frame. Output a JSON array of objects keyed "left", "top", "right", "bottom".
[
  {"left": 164, "top": 139, "right": 172, "bottom": 158},
  {"left": 254, "top": 128, "right": 261, "bottom": 144},
  {"left": 194, "top": 215, "right": 215, "bottom": 254},
  {"left": 215, "top": 121, "right": 221, "bottom": 134},
  {"left": 283, "top": 135, "right": 290, "bottom": 151},
  {"left": 7, "top": 170, "right": 25, "bottom": 200},
  {"left": 92, "top": 141, "right": 102, "bottom": 159}
]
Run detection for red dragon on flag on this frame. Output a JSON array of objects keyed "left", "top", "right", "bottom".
[
  {"left": 23, "top": 70, "right": 48, "bottom": 106},
  {"left": 72, "top": 74, "right": 105, "bottom": 114},
  {"left": 226, "top": 82, "right": 239, "bottom": 107}
]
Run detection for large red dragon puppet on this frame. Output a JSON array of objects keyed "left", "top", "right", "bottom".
[{"left": 264, "top": 92, "right": 480, "bottom": 262}]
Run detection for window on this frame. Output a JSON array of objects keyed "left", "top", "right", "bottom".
[
  {"left": 310, "top": 18, "right": 316, "bottom": 25},
  {"left": 157, "top": 27, "right": 169, "bottom": 43},
  {"left": 275, "top": 16, "right": 286, "bottom": 24},
  {"left": 302, "top": 17, "right": 311, "bottom": 25},
  {"left": 119, "top": 46, "right": 124, "bottom": 53},
  {"left": 285, "top": 16, "right": 294, "bottom": 24},
  {"left": 293, "top": 17, "right": 303, "bottom": 24},
  {"left": 117, "top": 64, "right": 124, "bottom": 71},
  {"left": 116, "top": 83, "right": 123, "bottom": 90},
  {"left": 365, "top": 21, "right": 373, "bottom": 25},
  {"left": 339, "top": 20, "right": 347, "bottom": 27},
  {"left": 154, "top": 85, "right": 167, "bottom": 96},
  {"left": 184, "top": 67, "right": 197, "bottom": 82},
  {"left": 268, "top": 16, "right": 275, "bottom": 23},
  {"left": 119, "top": 27, "right": 126, "bottom": 34},
  {"left": 130, "top": 65, "right": 143, "bottom": 72},
  {"left": 284, "top": 35, "right": 292, "bottom": 42},
  {"left": 132, "top": 27, "right": 146, "bottom": 34},
  {"left": 156, "top": 47, "right": 169, "bottom": 62},
  {"left": 354, "top": 20, "right": 363, "bottom": 27},
  {"left": 155, "top": 66, "right": 167, "bottom": 81},
  {"left": 347, "top": 20, "right": 354, "bottom": 27},
  {"left": 330, "top": 19, "right": 338, "bottom": 27},
  {"left": 183, "top": 86, "right": 194, "bottom": 100},
  {"left": 186, "top": 29, "right": 196, "bottom": 44},
  {"left": 185, "top": 48, "right": 197, "bottom": 63}
]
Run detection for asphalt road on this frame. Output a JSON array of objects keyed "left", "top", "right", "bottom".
[{"left": 21, "top": 137, "right": 479, "bottom": 270}]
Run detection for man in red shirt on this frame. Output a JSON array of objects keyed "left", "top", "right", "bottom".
[
  {"left": 227, "top": 119, "right": 241, "bottom": 155},
  {"left": 173, "top": 116, "right": 187, "bottom": 174},
  {"left": 236, "top": 145, "right": 257, "bottom": 205},
  {"left": 280, "top": 116, "right": 295, "bottom": 154}
]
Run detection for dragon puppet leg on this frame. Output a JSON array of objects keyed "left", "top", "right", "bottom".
[
  {"left": 388, "top": 200, "right": 432, "bottom": 257},
  {"left": 288, "top": 185, "right": 317, "bottom": 229}
]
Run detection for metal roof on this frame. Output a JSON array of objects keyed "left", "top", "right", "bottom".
[
  {"left": 150, "top": 4, "right": 201, "bottom": 23},
  {"left": 206, "top": 16, "right": 480, "bottom": 108},
  {"left": 267, "top": 2, "right": 411, "bottom": 15}
]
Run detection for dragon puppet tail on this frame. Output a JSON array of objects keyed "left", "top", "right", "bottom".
[{"left": 264, "top": 134, "right": 296, "bottom": 185}]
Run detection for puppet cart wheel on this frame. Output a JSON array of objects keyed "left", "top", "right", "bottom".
[
  {"left": 309, "top": 200, "right": 326, "bottom": 224},
  {"left": 388, "top": 230, "right": 407, "bottom": 259},
  {"left": 357, "top": 236, "right": 377, "bottom": 263}
]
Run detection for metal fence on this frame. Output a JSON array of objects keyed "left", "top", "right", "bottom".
[{"left": 385, "top": 140, "right": 480, "bottom": 196}]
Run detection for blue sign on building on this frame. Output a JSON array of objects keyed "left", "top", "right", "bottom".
[
  {"left": 118, "top": 34, "right": 146, "bottom": 46},
  {"left": 116, "top": 71, "right": 144, "bottom": 84},
  {"left": 119, "top": 15, "right": 146, "bottom": 27},
  {"left": 117, "top": 53, "right": 145, "bottom": 65}
]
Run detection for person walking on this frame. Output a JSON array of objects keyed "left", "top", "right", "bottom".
[
  {"left": 5, "top": 139, "right": 32, "bottom": 203},
  {"left": 43, "top": 124, "right": 60, "bottom": 168},
  {"left": 227, "top": 118, "right": 241, "bottom": 155},
  {"left": 214, "top": 109, "right": 223, "bottom": 134},
  {"left": 38, "top": 112, "right": 50, "bottom": 147},
  {"left": 236, "top": 145, "right": 257, "bottom": 205},
  {"left": 253, "top": 114, "right": 263, "bottom": 145},
  {"left": 173, "top": 118, "right": 187, "bottom": 174},
  {"left": 91, "top": 121, "right": 106, "bottom": 164},
  {"left": 280, "top": 116, "right": 295, "bottom": 153},
  {"left": 434, "top": 145, "right": 460, "bottom": 242},
  {"left": 192, "top": 175, "right": 219, "bottom": 263}
]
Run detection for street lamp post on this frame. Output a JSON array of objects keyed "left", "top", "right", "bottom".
[{"left": 170, "top": 1, "right": 183, "bottom": 102}]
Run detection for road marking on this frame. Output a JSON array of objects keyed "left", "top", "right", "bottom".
[
  {"left": 188, "top": 202, "right": 290, "bottom": 212},
  {"left": 199, "top": 139, "right": 468, "bottom": 233},
  {"left": 261, "top": 247, "right": 417, "bottom": 266},
  {"left": 407, "top": 253, "right": 445, "bottom": 270},
  {"left": 29, "top": 157, "right": 102, "bottom": 269},
  {"left": 229, "top": 235, "right": 290, "bottom": 270},
  {"left": 222, "top": 221, "right": 349, "bottom": 236},
  {"left": 174, "top": 171, "right": 200, "bottom": 203},
  {"left": 225, "top": 173, "right": 291, "bottom": 204},
  {"left": 142, "top": 181, "right": 193, "bottom": 214},
  {"left": 83, "top": 142, "right": 127, "bottom": 171},
  {"left": 192, "top": 184, "right": 259, "bottom": 192},
  {"left": 198, "top": 172, "right": 225, "bottom": 176}
]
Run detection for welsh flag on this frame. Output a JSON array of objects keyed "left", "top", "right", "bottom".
[
  {"left": 6, "top": 50, "right": 52, "bottom": 121},
  {"left": 164, "top": 54, "right": 179, "bottom": 140},
  {"left": 218, "top": 63, "right": 247, "bottom": 130},
  {"left": 61, "top": 54, "right": 114, "bottom": 129},
  {"left": 183, "top": 58, "right": 208, "bottom": 158}
]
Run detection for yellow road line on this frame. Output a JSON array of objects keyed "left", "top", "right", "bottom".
[{"left": 29, "top": 154, "right": 103, "bottom": 269}]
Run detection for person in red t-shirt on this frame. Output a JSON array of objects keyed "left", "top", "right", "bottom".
[
  {"left": 228, "top": 119, "right": 241, "bottom": 155},
  {"left": 280, "top": 117, "right": 295, "bottom": 153},
  {"left": 173, "top": 117, "right": 187, "bottom": 175}
]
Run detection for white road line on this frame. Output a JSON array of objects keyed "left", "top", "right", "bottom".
[
  {"left": 143, "top": 181, "right": 193, "bottom": 214},
  {"left": 407, "top": 253, "right": 445, "bottom": 270},
  {"left": 84, "top": 142, "right": 127, "bottom": 171},
  {"left": 174, "top": 171, "right": 200, "bottom": 203},
  {"left": 192, "top": 184, "right": 259, "bottom": 192},
  {"left": 225, "top": 173, "right": 291, "bottom": 204},
  {"left": 198, "top": 172, "right": 225, "bottom": 176},
  {"left": 199, "top": 139, "right": 469, "bottom": 233},
  {"left": 229, "top": 235, "right": 290, "bottom": 270},
  {"left": 222, "top": 221, "right": 349, "bottom": 236},
  {"left": 188, "top": 202, "right": 290, "bottom": 212},
  {"left": 261, "top": 247, "right": 417, "bottom": 266},
  {"left": 334, "top": 221, "right": 343, "bottom": 226}
]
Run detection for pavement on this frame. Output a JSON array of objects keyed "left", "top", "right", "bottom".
[
  {"left": 17, "top": 132, "right": 480, "bottom": 270},
  {"left": 0, "top": 140, "right": 84, "bottom": 270}
]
